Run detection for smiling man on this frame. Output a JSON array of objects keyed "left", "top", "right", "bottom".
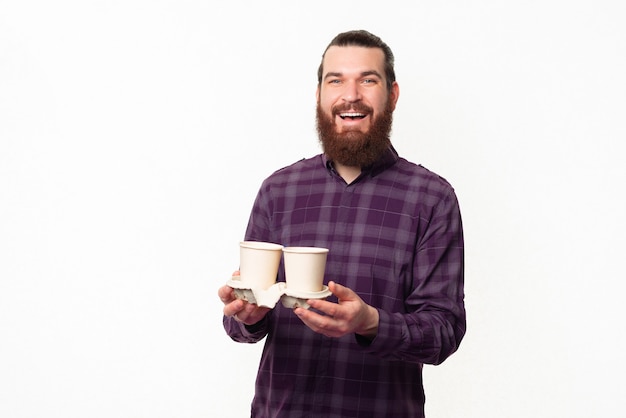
[
  {"left": 218, "top": 30, "right": 466, "bottom": 417},
  {"left": 316, "top": 40, "right": 399, "bottom": 183}
]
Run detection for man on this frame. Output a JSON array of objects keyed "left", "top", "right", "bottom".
[{"left": 218, "top": 30, "right": 465, "bottom": 417}]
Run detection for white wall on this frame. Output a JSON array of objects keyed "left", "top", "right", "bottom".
[{"left": 1, "top": 1, "right": 624, "bottom": 417}]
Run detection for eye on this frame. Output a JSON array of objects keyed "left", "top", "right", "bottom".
[{"left": 362, "top": 78, "right": 377, "bottom": 85}]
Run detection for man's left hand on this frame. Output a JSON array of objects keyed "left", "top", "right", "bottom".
[{"left": 294, "top": 281, "right": 379, "bottom": 339}]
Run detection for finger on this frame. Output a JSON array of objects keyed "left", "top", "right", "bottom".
[
  {"left": 217, "top": 285, "right": 230, "bottom": 298},
  {"left": 306, "top": 298, "right": 340, "bottom": 318},
  {"left": 295, "top": 306, "right": 333, "bottom": 327},
  {"left": 328, "top": 281, "right": 354, "bottom": 300},
  {"left": 223, "top": 299, "right": 245, "bottom": 317},
  {"left": 235, "top": 304, "right": 270, "bottom": 326},
  {"left": 219, "top": 290, "right": 239, "bottom": 308},
  {"left": 295, "top": 308, "right": 341, "bottom": 337}
]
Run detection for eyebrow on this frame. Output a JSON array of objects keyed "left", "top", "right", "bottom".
[{"left": 323, "top": 70, "right": 383, "bottom": 81}]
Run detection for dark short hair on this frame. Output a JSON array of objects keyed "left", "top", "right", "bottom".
[{"left": 317, "top": 30, "right": 396, "bottom": 91}]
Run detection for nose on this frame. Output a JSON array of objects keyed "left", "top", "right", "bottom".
[{"left": 342, "top": 81, "right": 361, "bottom": 103}]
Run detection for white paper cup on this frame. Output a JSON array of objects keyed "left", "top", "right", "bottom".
[
  {"left": 239, "top": 241, "right": 284, "bottom": 290},
  {"left": 282, "top": 247, "right": 329, "bottom": 293}
]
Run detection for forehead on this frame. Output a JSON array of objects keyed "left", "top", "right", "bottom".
[{"left": 322, "top": 45, "right": 386, "bottom": 76}]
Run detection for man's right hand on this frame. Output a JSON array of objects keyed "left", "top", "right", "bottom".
[{"left": 218, "top": 272, "right": 271, "bottom": 326}]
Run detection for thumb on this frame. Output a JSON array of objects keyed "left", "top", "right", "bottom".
[{"left": 328, "top": 281, "right": 354, "bottom": 300}]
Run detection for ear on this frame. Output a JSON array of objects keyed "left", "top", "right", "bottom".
[
  {"left": 315, "top": 85, "right": 320, "bottom": 102},
  {"left": 389, "top": 82, "right": 400, "bottom": 111}
]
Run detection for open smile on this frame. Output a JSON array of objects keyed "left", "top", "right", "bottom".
[{"left": 339, "top": 112, "right": 367, "bottom": 120}]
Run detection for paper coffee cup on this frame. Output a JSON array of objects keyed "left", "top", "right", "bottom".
[
  {"left": 239, "top": 241, "right": 283, "bottom": 290},
  {"left": 282, "top": 247, "right": 328, "bottom": 293}
]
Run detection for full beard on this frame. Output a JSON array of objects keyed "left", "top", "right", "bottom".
[{"left": 316, "top": 100, "right": 394, "bottom": 168}]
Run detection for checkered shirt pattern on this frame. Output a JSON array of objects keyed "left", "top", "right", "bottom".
[{"left": 223, "top": 146, "right": 465, "bottom": 418}]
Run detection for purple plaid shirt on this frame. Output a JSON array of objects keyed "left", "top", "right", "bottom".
[{"left": 223, "top": 146, "right": 465, "bottom": 417}]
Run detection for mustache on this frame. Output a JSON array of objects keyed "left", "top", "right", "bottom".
[{"left": 331, "top": 103, "right": 373, "bottom": 115}]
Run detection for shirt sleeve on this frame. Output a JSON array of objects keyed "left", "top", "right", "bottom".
[
  {"left": 222, "top": 182, "right": 274, "bottom": 343},
  {"left": 358, "top": 187, "right": 466, "bottom": 365},
  {"left": 223, "top": 314, "right": 270, "bottom": 343}
]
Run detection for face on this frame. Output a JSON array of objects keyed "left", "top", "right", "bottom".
[{"left": 316, "top": 46, "right": 399, "bottom": 167}]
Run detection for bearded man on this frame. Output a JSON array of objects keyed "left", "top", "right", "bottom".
[{"left": 218, "top": 29, "right": 466, "bottom": 418}]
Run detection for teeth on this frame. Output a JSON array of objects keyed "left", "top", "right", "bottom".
[{"left": 340, "top": 112, "right": 365, "bottom": 117}]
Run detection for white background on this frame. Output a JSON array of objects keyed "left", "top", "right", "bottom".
[{"left": 1, "top": 1, "right": 625, "bottom": 417}]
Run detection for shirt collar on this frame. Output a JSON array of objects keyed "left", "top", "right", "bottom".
[{"left": 323, "top": 145, "right": 399, "bottom": 178}]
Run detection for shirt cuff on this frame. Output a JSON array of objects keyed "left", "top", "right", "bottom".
[
  {"left": 357, "top": 310, "right": 407, "bottom": 359},
  {"left": 243, "top": 315, "right": 268, "bottom": 336}
]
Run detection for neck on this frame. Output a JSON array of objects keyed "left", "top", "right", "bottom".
[{"left": 334, "top": 162, "right": 361, "bottom": 184}]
